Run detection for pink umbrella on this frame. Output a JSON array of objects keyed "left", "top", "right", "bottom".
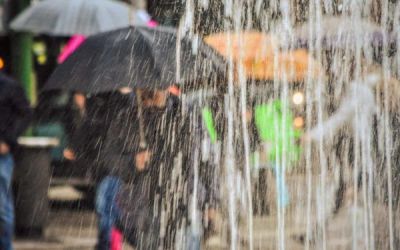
[{"left": 57, "top": 35, "right": 86, "bottom": 63}]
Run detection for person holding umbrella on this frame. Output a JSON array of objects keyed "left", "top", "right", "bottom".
[
  {"left": 204, "top": 31, "right": 322, "bottom": 212},
  {"left": 107, "top": 84, "right": 217, "bottom": 250},
  {"left": 75, "top": 85, "right": 181, "bottom": 250},
  {"left": 91, "top": 88, "right": 135, "bottom": 250},
  {"left": 80, "top": 88, "right": 140, "bottom": 250},
  {"left": 61, "top": 88, "right": 131, "bottom": 250},
  {"left": 41, "top": 23, "right": 226, "bottom": 250},
  {"left": 0, "top": 73, "right": 32, "bottom": 250},
  {"left": 114, "top": 86, "right": 185, "bottom": 249}
]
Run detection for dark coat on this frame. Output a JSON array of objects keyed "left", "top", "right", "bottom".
[
  {"left": 102, "top": 94, "right": 182, "bottom": 183},
  {"left": 64, "top": 97, "right": 86, "bottom": 151},
  {"left": 74, "top": 92, "right": 116, "bottom": 181},
  {"left": 98, "top": 92, "right": 138, "bottom": 182},
  {"left": 116, "top": 95, "right": 185, "bottom": 247},
  {"left": 0, "top": 73, "right": 32, "bottom": 151}
]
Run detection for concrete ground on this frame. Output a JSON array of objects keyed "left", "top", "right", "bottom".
[
  {"left": 14, "top": 210, "right": 98, "bottom": 250},
  {"left": 13, "top": 185, "right": 134, "bottom": 250},
  {"left": 14, "top": 209, "right": 134, "bottom": 250},
  {"left": 13, "top": 178, "right": 395, "bottom": 250},
  {"left": 12, "top": 207, "right": 361, "bottom": 250}
]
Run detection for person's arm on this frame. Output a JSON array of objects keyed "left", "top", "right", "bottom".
[
  {"left": 307, "top": 102, "right": 354, "bottom": 141},
  {"left": 122, "top": 111, "right": 153, "bottom": 172},
  {"left": 62, "top": 104, "right": 80, "bottom": 160},
  {"left": 307, "top": 82, "right": 377, "bottom": 142},
  {"left": 9, "top": 83, "right": 33, "bottom": 139}
]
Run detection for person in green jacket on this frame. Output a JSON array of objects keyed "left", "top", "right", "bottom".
[{"left": 252, "top": 99, "right": 302, "bottom": 208}]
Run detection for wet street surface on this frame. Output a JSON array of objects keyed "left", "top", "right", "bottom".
[
  {"left": 14, "top": 178, "right": 394, "bottom": 250},
  {"left": 14, "top": 210, "right": 134, "bottom": 250},
  {"left": 14, "top": 210, "right": 98, "bottom": 250},
  {"left": 13, "top": 185, "right": 134, "bottom": 250},
  {"left": 11, "top": 208, "right": 355, "bottom": 250},
  {"left": 12, "top": 209, "right": 393, "bottom": 249}
]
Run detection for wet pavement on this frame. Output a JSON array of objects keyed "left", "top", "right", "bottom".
[
  {"left": 13, "top": 179, "right": 395, "bottom": 250},
  {"left": 11, "top": 205, "right": 356, "bottom": 250},
  {"left": 14, "top": 210, "right": 97, "bottom": 250},
  {"left": 13, "top": 185, "right": 134, "bottom": 250},
  {"left": 14, "top": 210, "right": 135, "bottom": 250}
]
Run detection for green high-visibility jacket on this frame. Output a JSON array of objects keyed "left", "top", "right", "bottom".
[
  {"left": 202, "top": 107, "right": 218, "bottom": 144},
  {"left": 254, "top": 100, "right": 302, "bottom": 164}
]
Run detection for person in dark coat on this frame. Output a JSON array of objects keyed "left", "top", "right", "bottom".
[
  {"left": 62, "top": 92, "right": 88, "bottom": 177},
  {"left": 63, "top": 92, "right": 86, "bottom": 159},
  {"left": 93, "top": 88, "right": 137, "bottom": 250},
  {"left": 114, "top": 87, "right": 186, "bottom": 249},
  {"left": 61, "top": 90, "right": 126, "bottom": 250},
  {"left": 0, "top": 73, "right": 32, "bottom": 250},
  {"left": 116, "top": 86, "right": 223, "bottom": 250}
]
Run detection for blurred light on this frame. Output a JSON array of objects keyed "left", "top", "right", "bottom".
[
  {"left": 33, "top": 41, "right": 47, "bottom": 65},
  {"left": 118, "top": 87, "right": 133, "bottom": 94},
  {"left": 0, "top": 58, "right": 4, "bottom": 69},
  {"left": 37, "top": 55, "right": 47, "bottom": 65},
  {"left": 292, "top": 92, "right": 304, "bottom": 105},
  {"left": 294, "top": 116, "right": 304, "bottom": 128},
  {"left": 33, "top": 41, "right": 46, "bottom": 55}
]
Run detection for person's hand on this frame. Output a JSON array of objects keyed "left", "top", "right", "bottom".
[
  {"left": 135, "top": 150, "right": 151, "bottom": 172},
  {"left": 0, "top": 142, "right": 10, "bottom": 155},
  {"left": 205, "top": 208, "right": 216, "bottom": 223},
  {"left": 63, "top": 148, "right": 76, "bottom": 161},
  {"left": 204, "top": 208, "right": 219, "bottom": 237}
]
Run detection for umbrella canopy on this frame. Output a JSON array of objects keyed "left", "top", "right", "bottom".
[
  {"left": 204, "top": 31, "right": 278, "bottom": 62},
  {"left": 57, "top": 35, "right": 86, "bottom": 63},
  {"left": 10, "top": 0, "right": 150, "bottom": 36},
  {"left": 248, "top": 49, "right": 322, "bottom": 82},
  {"left": 291, "top": 16, "right": 389, "bottom": 49},
  {"left": 205, "top": 31, "right": 322, "bottom": 82},
  {"left": 44, "top": 25, "right": 226, "bottom": 93},
  {"left": 56, "top": 10, "right": 158, "bottom": 63}
]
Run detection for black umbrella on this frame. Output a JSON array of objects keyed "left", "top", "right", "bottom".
[{"left": 44, "top": 25, "right": 226, "bottom": 93}]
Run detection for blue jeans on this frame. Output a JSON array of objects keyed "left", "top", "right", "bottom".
[
  {"left": 184, "top": 203, "right": 202, "bottom": 250},
  {"left": 0, "top": 154, "right": 14, "bottom": 250},
  {"left": 95, "top": 176, "right": 122, "bottom": 250},
  {"left": 273, "top": 165, "right": 289, "bottom": 208},
  {"left": 186, "top": 223, "right": 201, "bottom": 250}
]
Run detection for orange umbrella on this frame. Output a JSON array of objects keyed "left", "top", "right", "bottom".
[
  {"left": 205, "top": 31, "right": 322, "bottom": 82},
  {"left": 204, "top": 31, "right": 277, "bottom": 62},
  {"left": 248, "top": 49, "right": 322, "bottom": 82}
]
